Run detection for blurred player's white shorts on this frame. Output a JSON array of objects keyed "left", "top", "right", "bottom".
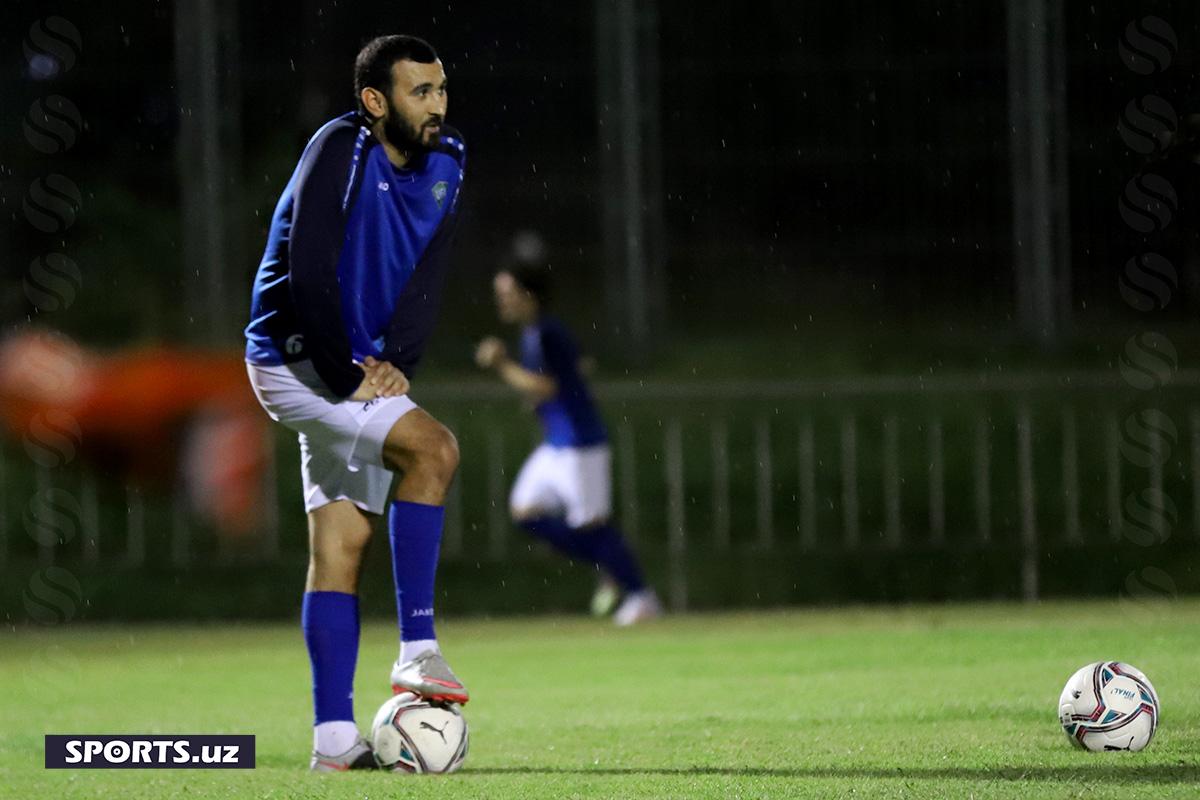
[
  {"left": 246, "top": 360, "right": 416, "bottom": 515},
  {"left": 510, "top": 443, "right": 612, "bottom": 528}
]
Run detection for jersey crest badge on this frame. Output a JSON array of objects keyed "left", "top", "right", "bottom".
[{"left": 431, "top": 180, "right": 448, "bottom": 209}]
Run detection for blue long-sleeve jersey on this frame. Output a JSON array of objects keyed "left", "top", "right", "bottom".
[
  {"left": 244, "top": 112, "right": 465, "bottom": 398},
  {"left": 519, "top": 316, "right": 607, "bottom": 447}
]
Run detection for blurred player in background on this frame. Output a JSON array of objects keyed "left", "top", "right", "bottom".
[
  {"left": 243, "top": 35, "right": 467, "bottom": 770},
  {"left": 475, "top": 261, "right": 662, "bottom": 626}
]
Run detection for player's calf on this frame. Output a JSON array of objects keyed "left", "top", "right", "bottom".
[{"left": 380, "top": 409, "right": 467, "bottom": 703}]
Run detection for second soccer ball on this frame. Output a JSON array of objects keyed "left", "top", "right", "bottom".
[{"left": 1058, "top": 661, "right": 1159, "bottom": 752}]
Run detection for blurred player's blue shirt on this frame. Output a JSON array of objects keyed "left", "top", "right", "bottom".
[
  {"left": 244, "top": 112, "right": 464, "bottom": 397},
  {"left": 520, "top": 317, "right": 607, "bottom": 447}
]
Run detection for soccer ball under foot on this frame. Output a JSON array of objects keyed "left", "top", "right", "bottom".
[
  {"left": 371, "top": 692, "right": 468, "bottom": 773},
  {"left": 1058, "top": 661, "right": 1159, "bottom": 752}
]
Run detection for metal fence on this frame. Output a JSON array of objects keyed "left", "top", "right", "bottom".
[{"left": 2, "top": 371, "right": 1197, "bottom": 608}]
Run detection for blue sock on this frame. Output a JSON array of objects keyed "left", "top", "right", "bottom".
[
  {"left": 388, "top": 500, "right": 445, "bottom": 643},
  {"left": 591, "top": 523, "right": 647, "bottom": 592},
  {"left": 519, "top": 517, "right": 646, "bottom": 592},
  {"left": 301, "top": 591, "right": 359, "bottom": 724}
]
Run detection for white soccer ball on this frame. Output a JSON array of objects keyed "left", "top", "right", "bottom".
[
  {"left": 371, "top": 692, "right": 469, "bottom": 773},
  {"left": 1058, "top": 661, "right": 1160, "bottom": 752}
]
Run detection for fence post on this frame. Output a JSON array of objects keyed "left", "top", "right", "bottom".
[
  {"left": 798, "top": 419, "right": 816, "bottom": 549},
  {"left": 974, "top": 417, "right": 991, "bottom": 543},
  {"left": 755, "top": 416, "right": 773, "bottom": 548},
  {"left": 840, "top": 416, "right": 859, "bottom": 547},
  {"left": 617, "top": 420, "right": 639, "bottom": 543},
  {"left": 1016, "top": 406, "right": 1038, "bottom": 601},
  {"left": 0, "top": 445, "right": 7, "bottom": 572},
  {"left": 1149, "top": 415, "right": 1165, "bottom": 542},
  {"left": 126, "top": 485, "right": 146, "bottom": 568},
  {"left": 81, "top": 470, "right": 99, "bottom": 566},
  {"left": 173, "top": 488, "right": 192, "bottom": 568},
  {"left": 35, "top": 463, "right": 54, "bottom": 567},
  {"left": 1062, "top": 409, "right": 1080, "bottom": 544},
  {"left": 486, "top": 430, "right": 507, "bottom": 560},
  {"left": 1105, "top": 412, "right": 1121, "bottom": 542},
  {"left": 928, "top": 418, "right": 945, "bottom": 545},
  {"left": 665, "top": 418, "right": 687, "bottom": 611},
  {"left": 1192, "top": 407, "right": 1200, "bottom": 539},
  {"left": 711, "top": 419, "right": 730, "bottom": 551},
  {"left": 883, "top": 415, "right": 901, "bottom": 547}
]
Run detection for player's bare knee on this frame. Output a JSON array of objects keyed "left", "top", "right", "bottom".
[
  {"left": 383, "top": 416, "right": 458, "bottom": 476},
  {"left": 340, "top": 529, "right": 371, "bottom": 559},
  {"left": 311, "top": 534, "right": 366, "bottom": 569},
  {"left": 434, "top": 428, "right": 460, "bottom": 478},
  {"left": 416, "top": 427, "right": 459, "bottom": 488}
]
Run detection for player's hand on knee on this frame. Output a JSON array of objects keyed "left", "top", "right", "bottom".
[
  {"left": 375, "top": 366, "right": 410, "bottom": 397},
  {"left": 475, "top": 337, "right": 507, "bottom": 369},
  {"left": 349, "top": 377, "right": 378, "bottom": 402},
  {"left": 360, "top": 356, "right": 410, "bottom": 398}
]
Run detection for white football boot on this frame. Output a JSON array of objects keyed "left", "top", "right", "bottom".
[
  {"left": 389, "top": 650, "right": 470, "bottom": 704},
  {"left": 613, "top": 589, "right": 663, "bottom": 626},
  {"left": 309, "top": 737, "right": 377, "bottom": 772}
]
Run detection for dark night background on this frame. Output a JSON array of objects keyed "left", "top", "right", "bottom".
[
  {"left": 3, "top": 1, "right": 1199, "bottom": 372},
  {"left": 2, "top": 1, "right": 1200, "bottom": 617}
]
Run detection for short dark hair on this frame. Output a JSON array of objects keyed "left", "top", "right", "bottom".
[
  {"left": 354, "top": 35, "right": 438, "bottom": 117},
  {"left": 504, "top": 264, "right": 552, "bottom": 308}
]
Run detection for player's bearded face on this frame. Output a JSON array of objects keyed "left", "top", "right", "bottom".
[
  {"left": 379, "top": 59, "right": 447, "bottom": 153},
  {"left": 382, "top": 104, "right": 431, "bottom": 152}
]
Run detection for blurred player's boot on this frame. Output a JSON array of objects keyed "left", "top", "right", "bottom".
[
  {"left": 590, "top": 577, "right": 621, "bottom": 617},
  {"left": 390, "top": 650, "right": 470, "bottom": 704},
  {"left": 613, "top": 589, "right": 663, "bottom": 626},
  {"left": 310, "top": 737, "right": 377, "bottom": 772}
]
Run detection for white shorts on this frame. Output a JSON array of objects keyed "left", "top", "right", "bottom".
[
  {"left": 509, "top": 443, "right": 612, "bottom": 528},
  {"left": 246, "top": 360, "right": 417, "bottom": 514}
]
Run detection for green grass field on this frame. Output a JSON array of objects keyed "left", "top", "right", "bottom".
[{"left": 2, "top": 600, "right": 1198, "bottom": 798}]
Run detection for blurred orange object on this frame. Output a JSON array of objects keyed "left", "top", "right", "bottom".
[{"left": 0, "top": 329, "right": 270, "bottom": 538}]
